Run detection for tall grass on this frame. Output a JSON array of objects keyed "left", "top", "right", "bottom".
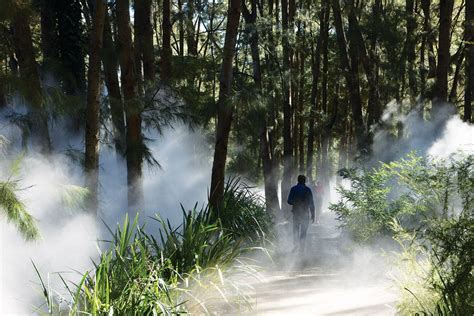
[{"left": 35, "top": 178, "right": 271, "bottom": 314}]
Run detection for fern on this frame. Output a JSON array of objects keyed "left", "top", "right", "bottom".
[{"left": 0, "top": 180, "right": 40, "bottom": 241}]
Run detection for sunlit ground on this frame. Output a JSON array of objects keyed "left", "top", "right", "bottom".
[{"left": 241, "top": 213, "right": 398, "bottom": 315}]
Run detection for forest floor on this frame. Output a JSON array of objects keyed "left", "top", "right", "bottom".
[{"left": 240, "top": 213, "right": 399, "bottom": 315}]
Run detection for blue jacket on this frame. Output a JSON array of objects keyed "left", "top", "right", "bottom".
[{"left": 287, "top": 183, "right": 315, "bottom": 218}]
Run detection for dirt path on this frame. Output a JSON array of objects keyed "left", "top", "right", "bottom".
[{"left": 244, "top": 214, "right": 399, "bottom": 315}]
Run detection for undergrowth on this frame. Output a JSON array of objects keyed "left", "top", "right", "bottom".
[
  {"left": 34, "top": 178, "right": 271, "bottom": 315},
  {"left": 332, "top": 153, "right": 473, "bottom": 315}
]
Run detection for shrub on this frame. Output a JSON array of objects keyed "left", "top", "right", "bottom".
[
  {"left": 35, "top": 178, "right": 271, "bottom": 314},
  {"left": 331, "top": 153, "right": 473, "bottom": 314}
]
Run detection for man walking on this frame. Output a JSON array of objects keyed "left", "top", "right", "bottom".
[{"left": 287, "top": 175, "right": 315, "bottom": 252}]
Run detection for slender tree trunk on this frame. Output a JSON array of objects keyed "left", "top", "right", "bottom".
[
  {"left": 40, "top": 0, "right": 58, "bottom": 65},
  {"left": 55, "top": 0, "right": 86, "bottom": 95},
  {"left": 320, "top": 6, "right": 333, "bottom": 194},
  {"left": 332, "top": 0, "right": 367, "bottom": 153},
  {"left": 306, "top": 2, "right": 326, "bottom": 180},
  {"left": 103, "top": 11, "right": 126, "bottom": 154},
  {"left": 85, "top": 0, "right": 107, "bottom": 214},
  {"left": 298, "top": 48, "right": 305, "bottom": 173},
  {"left": 405, "top": 0, "right": 417, "bottom": 97},
  {"left": 187, "top": 0, "right": 198, "bottom": 55},
  {"left": 348, "top": 2, "right": 380, "bottom": 127},
  {"left": 12, "top": 6, "right": 52, "bottom": 154},
  {"left": 178, "top": 0, "right": 185, "bottom": 56},
  {"left": 117, "top": 0, "right": 143, "bottom": 208},
  {"left": 448, "top": 49, "right": 463, "bottom": 103},
  {"left": 433, "top": 0, "right": 454, "bottom": 109},
  {"left": 281, "top": 0, "right": 293, "bottom": 212},
  {"left": 209, "top": 0, "right": 241, "bottom": 210},
  {"left": 161, "top": 0, "right": 172, "bottom": 81},
  {"left": 134, "top": 0, "right": 155, "bottom": 90},
  {"left": 243, "top": 0, "right": 281, "bottom": 216},
  {"left": 465, "top": 0, "right": 473, "bottom": 122}
]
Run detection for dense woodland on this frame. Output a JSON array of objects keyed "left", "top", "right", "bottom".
[
  {"left": 0, "top": 0, "right": 473, "bottom": 314},
  {"left": 0, "top": 0, "right": 472, "bottom": 217}
]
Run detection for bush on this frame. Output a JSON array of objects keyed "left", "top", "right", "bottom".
[
  {"left": 331, "top": 153, "right": 472, "bottom": 242},
  {"left": 331, "top": 153, "right": 473, "bottom": 314},
  {"left": 35, "top": 178, "right": 271, "bottom": 314}
]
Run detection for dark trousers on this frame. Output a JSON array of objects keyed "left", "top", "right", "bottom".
[{"left": 293, "top": 212, "right": 309, "bottom": 250}]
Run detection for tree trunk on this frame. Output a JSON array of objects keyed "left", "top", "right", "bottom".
[
  {"left": 448, "top": 48, "right": 463, "bottom": 103},
  {"left": 209, "top": 0, "right": 241, "bottom": 211},
  {"left": 298, "top": 48, "right": 305, "bottom": 173},
  {"left": 306, "top": 2, "right": 326, "bottom": 180},
  {"left": 85, "top": 0, "right": 107, "bottom": 214},
  {"left": 405, "top": 0, "right": 417, "bottom": 97},
  {"left": 332, "top": 0, "right": 367, "bottom": 153},
  {"left": 187, "top": 0, "right": 198, "bottom": 55},
  {"left": 134, "top": 0, "right": 155, "bottom": 92},
  {"left": 116, "top": 0, "right": 143, "bottom": 208},
  {"left": 347, "top": 1, "right": 380, "bottom": 127},
  {"left": 465, "top": 0, "right": 473, "bottom": 122},
  {"left": 55, "top": 0, "right": 86, "bottom": 95},
  {"left": 281, "top": 0, "right": 293, "bottom": 212},
  {"left": 103, "top": 11, "right": 126, "bottom": 154},
  {"left": 40, "top": 0, "right": 58, "bottom": 64},
  {"left": 161, "top": 0, "right": 172, "bottom": 81},
  {"left": 433, "top": 0, "right": 454, "bottom": 109},
  {"left": 12, "top": 6, "right": 52, "bottom": 154},
  {"left": 242, "top": 0, "right": 280, "bottom": 217}
]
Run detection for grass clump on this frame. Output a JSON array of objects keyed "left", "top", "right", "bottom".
[{"left": 35, "top": 178, "right": 271, "bottom": 315}]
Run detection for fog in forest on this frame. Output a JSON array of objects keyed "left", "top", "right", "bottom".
[{"left": 1, "top": 98, "right": 472, "bottom": 313}]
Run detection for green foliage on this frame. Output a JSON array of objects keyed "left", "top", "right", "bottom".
[
  {"left": 0, "top": 179, "right": 40, "bottom": 240},
  {"left": 59, "top": 184, "right": 89, "bottom": 211},
  {"left": 330, "top": 153, "right": 472, "bottom": 242},
  {"left": 36, "top": 178, "right": 271, "bottom": 314},
  {"left": 217, "top": 178, "right": 272, "bottom": 243},
  {"left": 332, "top": 153, "right": 473, "bottom": 314}
]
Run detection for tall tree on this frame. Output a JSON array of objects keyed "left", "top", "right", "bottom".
[
  {"left": 433, "top": 0, "right": 454, "bottom": 109},
  {"left": 134, "top": 0, "right": 155, "bottom": 83},
  {"left": 161, "top": 0, "right": 172, "bottom": 81},
  {"left": 55, "top": 0, "right": 86, "bottom": 95},
  {"left": 209, "top": 0, "right": 241, "bottom": 210},
  {"left": 103, "top": 11, "right": 126, "bottom": 154},
  {"left": 186, "top": 0, "right": 198, "bottom": 56},
  {"left": 465, "top": 0, "right": 473, "bottom": 122},
  {"left": 40, "top": 0, "right": 58, "bottom": 65},
  {"left": 405, "top": 0, "right": 417, "bottom": 97},
  {"left": 332, "top": 0, "right": 367, "bottom": 152},
  {"left": 116, "top": 0, "right": 143, "bottom": 208},
  {"left": 280, "top": 0, "right": 293, "bottom": 212},
  {"left": 11, "top": 3, "right": 51, "bottom": 154},
  {"left": 84, "top": 0, "right": 107, "bottom": 214},
  {"left": 242, "top": 0, "right": 280, "bottom": 217},
  {"left": 347, "top": 1, "right": 380, "bottom": 127},
  {"left": 307, "top": 1, "right": 326, "bottom": 180}
]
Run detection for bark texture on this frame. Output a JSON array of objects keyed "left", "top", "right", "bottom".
[
  {"left": 85, "top": 0, "right": 107, "bottom": 214},
  {"left": 209, "top": 0, "right": 241, "bottom": 211},
  {"left": 117, "top": 0, "right": 143, "bottom": 208},
  {"left": 12, "top": 5, "right": 52, "bottom": 154}
]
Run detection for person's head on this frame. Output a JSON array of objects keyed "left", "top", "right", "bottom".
[{"left": 297, "top": 175, "right": 306, "bottom": 184}]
